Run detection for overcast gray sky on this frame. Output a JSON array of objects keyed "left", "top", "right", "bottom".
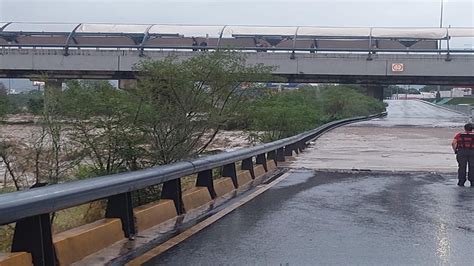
[{"left": 1, "top": 0, "right": 473, "bottom": 27}]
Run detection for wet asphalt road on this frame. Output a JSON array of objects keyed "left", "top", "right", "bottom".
[
  {"left": 146, "top": 100, "right": 473, "bottom": 265},
  {"left": 148, "top": 171, "right": 473, "bottom": 265},
  {"left": 357, "top": 99, "right": 467, "bottom": 128}
]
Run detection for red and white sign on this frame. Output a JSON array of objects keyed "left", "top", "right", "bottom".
[{"left": 391, "top": 63, "right": 404, "bottom": 72}]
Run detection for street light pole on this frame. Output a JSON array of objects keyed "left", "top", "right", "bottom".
[
  {"left": 436, "top": 0, "right": 444, "bottom": 102},
  {"left": 439, "top": 0, "right": 444, "bottom": 28}
]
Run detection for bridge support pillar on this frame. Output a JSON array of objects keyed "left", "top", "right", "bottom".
[
  {"left": 366, "top": 85, "right": 384, "bottom": 101},
  {"left": 44, "top": 79, "right": 63, "bottom": 111},
  {"left": 119, "top": 79, "right": 137, "bottom": 90}
]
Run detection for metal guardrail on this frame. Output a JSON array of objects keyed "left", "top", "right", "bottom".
[
  {"left": 0, "top": 112, "right": 386, "bottom": 265},
  {"left": 438, "top": 104, "right": 472, "bottom": 115}
]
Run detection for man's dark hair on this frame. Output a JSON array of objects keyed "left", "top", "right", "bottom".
[{"left": 464, "top": 123, "right": 473, "bottom": 131}]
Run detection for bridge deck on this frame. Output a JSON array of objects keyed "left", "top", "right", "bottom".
[
  {"left": 138, "top": 100, "right": 474, "bottom": 265},
  {"left": 1, "top": 50, "right": 473, "bottom": 85}
]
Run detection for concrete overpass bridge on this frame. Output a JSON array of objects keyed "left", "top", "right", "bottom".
[
  {"left": 1, "top": 50, "right": 474, "bottom": 86},
  {"left": 1, "top": 23, "right": 474, "bottom": 97},
  {"left": 1, "top": 100, "right": 472, "bottom": 265}
]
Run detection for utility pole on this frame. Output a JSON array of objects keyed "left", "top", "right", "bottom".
[
  {"left": 439, "top": 0, "right": 444, "bottom": 28},
  {"left": 436, "top": 0, "right": 445, "bottom": 102},
  {"left": 406, "top": 85, "right": 409, "bottom": 100}
]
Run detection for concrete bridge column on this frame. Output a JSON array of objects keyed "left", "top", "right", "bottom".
[
  {"left": 119, "top": 79, "right": 137, "bottom": 90},
  {"left": 44, "top": 79, "right": 63, "bottom": 111},
  {"left": 366, "top": 85, "right": 384, "bottom": 101}
]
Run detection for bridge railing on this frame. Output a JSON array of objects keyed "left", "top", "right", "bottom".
[
  {"left": 1, "top": 23, "right": 473, "bottom": 56},
  {"left": 1, "top": 44, "right": 473, "bottom": 54},
  {"left": 0, "top": 112, "right": 386, "bottom": 265}
]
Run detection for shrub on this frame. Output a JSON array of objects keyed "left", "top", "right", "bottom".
[{"left": 246, "top": 85, "right": 385, "bottom": 142}]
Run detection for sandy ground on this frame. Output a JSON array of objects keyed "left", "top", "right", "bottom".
[
  {"left": 0, "top": 121, "right": 251, "bottom": 188},
  {"left": 205, "top": 130, "right": 252, "bottom": 152}
]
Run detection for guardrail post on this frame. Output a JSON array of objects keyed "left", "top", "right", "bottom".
[
  {"left": 293, "top": 144, "right": 300, "bottom": 154},
  {"left": 223, "top": 163, "right": 238, "bottom": 188},
  {"left": 241, "top": 157, "right": 255, "bottom": 179},
  {"left": 267, "top": 150, "right": 277, "bottom": 165},
  {"left": 284, "top": 145, "right": 293, "bottom": 157},
  {"left": 11, "top": 214, "right": 57, "bottom": 266},
  {"left": 196, "top": 169, "right": 217, "bottom": 199},
  {"left": 105, "top": 192, "right": 136, "bottom": 238},
  {"left": 276, "top": 148, "right": 285, "bottom": 162},
  {"left": 161, "top": 179, "right": 184, "bottom": 214},
  {"left": 256, "top": 153, "right": 268, "bottom": 172},
  {"left": 297, "top": 141, "right": 305, "bottom": 152}
]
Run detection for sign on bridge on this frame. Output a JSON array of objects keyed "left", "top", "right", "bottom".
[{"left": 391, "top": 63, "right": 404, "bottom": 72}]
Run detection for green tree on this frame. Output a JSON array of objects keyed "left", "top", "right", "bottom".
[
  {"left": 0, "top": 82, "right": 8, "bottom": 116},
  {"left": 33, "top": 81, "right": 82, "bottom": 184},
  {"left": 247, "top": 88, "right": 325, "bottom": 141},
  {"left": 133, "top": 51, "right": 273, "bottom": 164},
  {"left": 321, "top": 85, "right": 385, "bottom": 119},
  {"left": 25, "top": 91, "right": 45, "bottom": 114},
  {"left": 247, "top": 85, "right": 386, "bottom": 142},
  {"left": 61, "top": 80, "right": 145, "bottom": 175}
]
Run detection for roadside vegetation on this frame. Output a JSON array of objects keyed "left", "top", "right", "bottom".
[
  {"left": 0, "top": 51, "right": 385, "bottom": 251},
  {"left": 444, "top": 97, "right": 474, "bottom": 105},
  {"left": 246, "top": 85, "right": 385, "bottom": 142},
  {"left": 0, "top": 59, "right": 385, "bottom": 191}
]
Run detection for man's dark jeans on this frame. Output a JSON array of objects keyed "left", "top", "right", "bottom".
[{"left": 456, "top": 149, "right": 474, "bottom": 185}]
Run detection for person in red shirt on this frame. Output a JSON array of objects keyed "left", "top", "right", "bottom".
[{"left": 452, "top": 123, "right": 474, "bottom": 187}]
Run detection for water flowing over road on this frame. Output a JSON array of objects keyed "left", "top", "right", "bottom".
[
  {"left": 146, "top": 100, "right": 474, "bottom": 265},
  {"left": 290, "top": 100, "right": 467, "bottom": 172}
]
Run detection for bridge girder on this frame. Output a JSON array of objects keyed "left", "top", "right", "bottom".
[{"left": 1, "top": 50, "right": 473, "bottom": 86}]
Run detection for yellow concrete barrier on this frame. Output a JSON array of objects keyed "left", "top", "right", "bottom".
[
  {"left": 214, "top": 177, "right": 235, "bottom": 197},
  {"left": 267, "top": 159, "right": 277, "bottom": 170},
  {"left": 134, "top": 200, "right": 178, "bottom": 232},
  {"left": 182, "top": 187, "right": 212, "bottom": 211},
  {"left": 53, "top": 218, "right": 124, "bottom": 265},
  {"left": 236, "top": 170, "right": 253, "bottom": 186},
  {"left": 253, "top": 165, "right": 266, "bottom": 178},
  {"left": 0, "top": 252, "right": 32, "bottom": 266}
]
